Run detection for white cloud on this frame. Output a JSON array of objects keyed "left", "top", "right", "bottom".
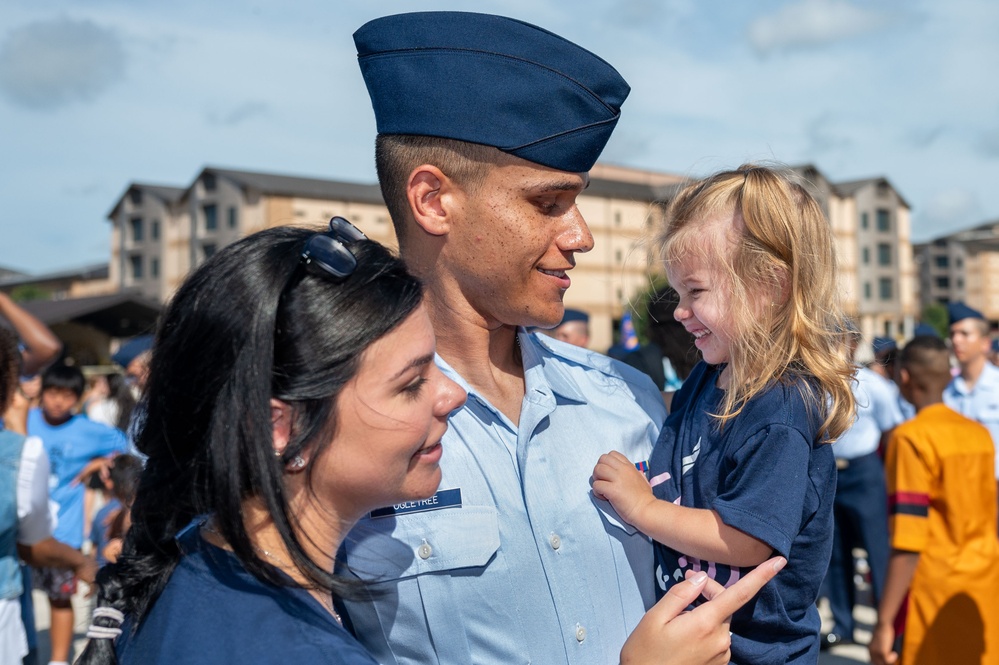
[
  {"left": 748, "top": 0, "right": 894, "bottom": 55},
  {"left": 0, "top": 17, "right": 125, "bottom": 110}
]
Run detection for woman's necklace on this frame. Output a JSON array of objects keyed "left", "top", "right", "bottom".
[{"left": 200, "top": 522, "right": 343, "bottom": 626}]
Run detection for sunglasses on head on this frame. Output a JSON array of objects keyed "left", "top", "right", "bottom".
[{"left": 300, "top": 216, "right": 367, "bottom": 280}]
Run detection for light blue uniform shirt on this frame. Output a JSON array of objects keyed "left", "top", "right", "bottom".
[
  {"left": 341, "top": 331, "right": 665, "bottom": 665},
  {"left": 944, "top": 361, "right": 999, "bottom": 478},
  {"left": 833, "top": 366, "right": 905, "bottom": 460}
]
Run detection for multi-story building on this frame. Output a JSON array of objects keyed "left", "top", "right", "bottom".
[
  {"left": 916, "top": 220, "right": 999, "bottom": 325},
  {"left": 106, "top": 162, "right": 918, "bottom": 352},
  {"left": 106, "top": 164, "right": 684, "bottom": 351},
  {"left": 792, "top": 166, "right": 918, "bottom": 348}
]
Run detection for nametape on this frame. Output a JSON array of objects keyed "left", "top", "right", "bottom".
[{"left": 370, "top": 488, "right": 462, "bottom": 519}]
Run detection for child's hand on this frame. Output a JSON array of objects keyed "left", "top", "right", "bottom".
[{"left": 592, "top": 451, "right": 655, "bottom": 527}]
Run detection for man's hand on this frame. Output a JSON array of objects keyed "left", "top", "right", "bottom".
[
  {"left": 592, "top": 450, "right": 655, "bottom": 527},
  {"left": 621, "top": 556, "right": 786, "bottom": 665}
]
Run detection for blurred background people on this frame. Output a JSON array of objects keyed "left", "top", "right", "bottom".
[
  {"left": 870, "top": 335, "right": 999, "bottom": 665},
  {"left": 1, "top": 326, "right": 95, "bottom": 665},
  {"left": 550, "top": 308, "right": 591, "bottom": 348},
  {"left": 820, "top": 327, "right": 904, "bottom": 650},
  {"left": 943, "top": 302, "right": 999, "bottom": 483},
  {"left": 26, "top": 363, "right": 127, "bottom": 665},
  {"left": 622, "top": 285, "right": 698, "bottom": 395}
]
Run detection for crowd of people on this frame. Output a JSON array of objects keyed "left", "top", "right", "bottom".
[{"left": 2, "top": 9, "right": 998, "bottom": 665}]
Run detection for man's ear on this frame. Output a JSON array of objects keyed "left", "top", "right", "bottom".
[
  {"left": 271, "top": 398, "right": 293, "bottom": 457},
  {"left": 406, "top": 164, "right": 455, "bottom": 237}
]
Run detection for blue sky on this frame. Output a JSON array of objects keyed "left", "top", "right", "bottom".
[{"left": 2, "top": 0, "right": 997, "bottom": 275}]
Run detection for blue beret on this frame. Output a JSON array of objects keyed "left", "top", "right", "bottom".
[
  {"left": 559, "top": 308, "right": 589, "bottom": 325},
  {"left": 913, "top": 323, "right": 939, "bottom": 338},
  {"left": 947, "top": 301, "right": 984, "bottom": 325},
  {"left": 872, "top": 336, "right": 896, "bottom": 356},
  {"left": 354, "top": 12, "right": 630, "bottom": 173}
]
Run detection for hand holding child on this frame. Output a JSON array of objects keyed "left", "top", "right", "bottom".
[{"left": 592, "top": 450, "right": 655, "bottom": 528}]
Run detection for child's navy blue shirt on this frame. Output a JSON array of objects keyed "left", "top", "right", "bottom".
[{"left": 649, "top": 361, "right": 836, "bottom": 665}]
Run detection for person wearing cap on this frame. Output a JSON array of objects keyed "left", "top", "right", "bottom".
[
  {"left": 943, "top": 301, "right": 999, "bottom": 480},
  {"left": 341, "top": 11, "right": 777, "bottom": 665},
  {"left": 820, "top": 327, "right": 904, "bottom": 650},
  {"left": 551, "top": 308, "right": 591, "bottom": 348}
]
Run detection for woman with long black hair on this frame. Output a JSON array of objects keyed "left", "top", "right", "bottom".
[{"left": 78, "top": 220, "right": 466, "bottom": 664}]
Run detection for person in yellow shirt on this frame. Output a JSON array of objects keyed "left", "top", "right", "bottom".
[{"left": 870, "top": 335, "right": 999, "bottom": 665}]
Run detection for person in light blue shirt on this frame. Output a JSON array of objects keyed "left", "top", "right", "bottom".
[
  {"left": 27, "top": 362, "right": 127, "bottom": 665},
  {"left": 942, "top": 302, "right": 999, "bottom": 479},
  {"left": 821, "top": 331, "right": 905, "bottom": 649},
  {"left": 341, "top": 11, "right": 768, "bottom": 665}
]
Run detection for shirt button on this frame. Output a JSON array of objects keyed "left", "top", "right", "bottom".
[
  {"left": 575, "top": 625, "right": 586, "bottom": 642},
  {"left": 549, "top": 534, "right": 561, "bottom": 550},
  {"left": 417, "top": 541, "right": 432, "bottom": 560}
]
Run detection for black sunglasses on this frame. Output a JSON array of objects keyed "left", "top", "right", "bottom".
[{"left": 300, "top": 216, "right": 367, "bottom": 280}]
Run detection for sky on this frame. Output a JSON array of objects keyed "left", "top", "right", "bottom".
[{"left": 1, "top": 0, "right": 997, "bottom": 275}]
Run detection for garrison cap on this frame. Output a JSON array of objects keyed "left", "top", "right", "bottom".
[
  {"left": 559, "top": 308, "right": 590, "bottom": 325},
  {"left": 354, "top": 11, "right": 630, "bottom": 173},
  {"left": 872, "top": 336, "right": 896, "bottom": 356},
  {"left": 947, "top": 301, "right": 984, "bottom": 326},
  {"left": 913, "top": 323, "right": 939, "bottom": 338}
]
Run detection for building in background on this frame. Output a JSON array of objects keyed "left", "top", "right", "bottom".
[
  {"left": 916, "top": 219, "right": 999, "bottom": 326},
  {"left": 793, "top": 166, "right": 919, "bottom": 350}
]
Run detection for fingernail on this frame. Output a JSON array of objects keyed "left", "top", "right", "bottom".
[
  {"left": 690, "top": 572, "right": 708, "bottom": 585},
  {"left": 772, "top": 557, "right": 787, "bottom": 572}
]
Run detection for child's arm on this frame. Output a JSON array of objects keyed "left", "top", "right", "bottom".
[
  {"left": 869, "top": 549, "right": 919, "bottom": 665},
  {"left": 592, "top": 451, "right": 773, "bottom": 567}
]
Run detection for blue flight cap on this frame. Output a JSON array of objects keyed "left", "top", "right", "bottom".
[
  {"left": 992, "top": 338, "right": 999, "bottom": 354},
  {"left": 872, "top": 336, "right": 896, "bottom": 356},
  {"left": 354, "top": 11, "right": 630, "bottom": 173},
  {"left": 559, "top": 308, "right": 589, "bottom": 325},
  {"left": 111, "top": 334, "right": 153, "bottom": 368},
  {"left": 947, "top": 301, "right": 984, "bottom": 325},
  {"left": 913, "top": 323, "right": 939, "bottom": 338}
]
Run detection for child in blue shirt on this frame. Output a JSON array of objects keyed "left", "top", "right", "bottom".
[
  {"left": 594, "top": 165, "right": 856, "bottom": 664},
  {"left": 27, "top": 362, "right": 127, "bottom": 665}
]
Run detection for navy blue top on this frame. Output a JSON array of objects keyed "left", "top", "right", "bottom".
[
  {"left": 648, "top": 362, "right": 835, "bottom": 665},
  {"left": 115, "top": 528, "right": 377, "bottom": 664}
]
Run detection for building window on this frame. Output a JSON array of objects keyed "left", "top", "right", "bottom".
[
  {"left": 614, "top": 211, "right": 622, "bottom": 227},
  {"left": 615, "top": 249, "right": 623, "bottom": 264},
  {"left": 861, "top": 212, "right": 869, "bottom": 230},
  {"left": 203, "top": 173, "right": 216, "bottom": 192},
  {"left": 957, "top": 257, "right": 964, "bottom": 268},
  {"left": 876, "top": 182, "right": 890, "bottom": 198},
  {"left": 130, "top": 255, "right": 143, "bottom": 280},
  {"left": 935, "top": 276, "right": 950, "bottom": 289},
  {"left": 227, "top": 206, "right": 238, "bottom": 229},
  {"left": 877, "top": 243, "right": 892, "bottom": 266},
  {"left": 876, "top": 209, "right": 891, "bottom": 232},
  {"left": 130, "top": 217, "right": 143, "bottom": 242},
  {"left": 879, "top": 277, "right": 893, "bottom": 300},
  {"left": 129, "top": 188, "right": 142, "bottom": 205},
  {"left": 864, "top": 282, "right": 872, "bottom": 300},
  {"left": 204, "top": 204, "right": 218, "bottom": 231},
  {"left": 203, "top": 243, "right": 217, "bottom": 259},
  {"left": 957, "top": 277, "right": 964, "bottom": 289},
  {"left": 150, "top": 257, "right": 160, "bottom": 278},
  {"left": 862, "top": 247, "right": 870, "bottom": 265},
  {"left": 934, "top": 255, "right": 949, "bottom": 268},
  {"left": 151, "top": 219, "right": 160, "bottom": 241}
]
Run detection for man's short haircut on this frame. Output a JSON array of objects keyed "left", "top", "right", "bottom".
[
  {"left": 375, "top": 134, "right": 497, "bottom": 241},
  {"left": 900, "top": 335, "right": 952, "bottom": 390},
  {"left": 41, "top": 362, "right": 86, "bottom": 397}
]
